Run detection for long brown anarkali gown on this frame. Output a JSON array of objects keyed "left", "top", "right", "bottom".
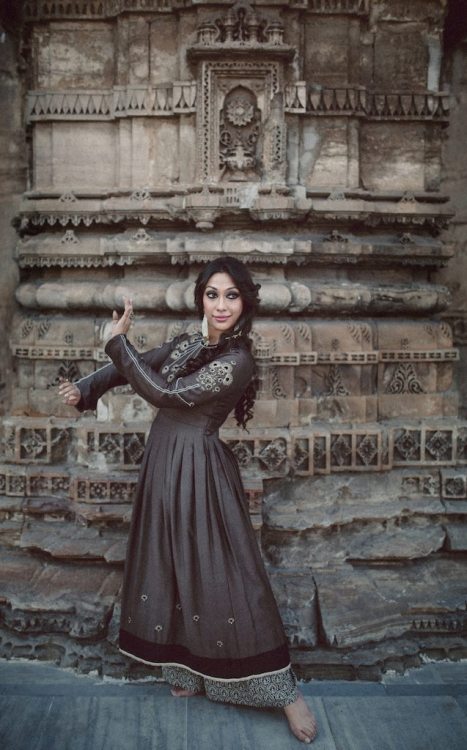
[{"left": 75, "top": 330, "right": 298, "bottom": 707}]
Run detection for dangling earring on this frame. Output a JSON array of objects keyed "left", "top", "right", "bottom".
[
  {"left": 201, "top": 314, "right": 209, "bottom": 342},
  {"left": 232, "top": 319, "right": 243, "bottom": 338}
]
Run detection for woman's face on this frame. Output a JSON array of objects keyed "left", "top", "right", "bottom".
[{"left": 203, "top": 272, "right": 243, "bottom": 343}]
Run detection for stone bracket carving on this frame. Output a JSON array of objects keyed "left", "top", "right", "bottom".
[
  {"left": 306, "top": 0, "right": 370, "bottom": 14},
  {"left": 16, "top": 229, "right": 453, "bottom": 270},
  {"left": 17, "top": 190, "right": 454, "bottom": 233},
  {"left": 27, "top": 84, "right": 197, "bottom": 122},
  {"left": 410, "top": 613, "right": 467, "bottom": 636},
  {"left": 284, "top": 84, "right": 450, "bottom": 122},
  {"left": 23, "top": 0, "right": 372, "bottom": 23}
]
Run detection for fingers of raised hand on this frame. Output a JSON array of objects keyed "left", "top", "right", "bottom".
[
  {"left": 58, "top": 378, "right": 70, "bottom": 394},
  {"left": 110, "top": 297, "right": 134, "bottom": 335},
  {"left": 58, "top": 380, "right": 80, "bottom": 405},
  {"left": 122, "top": 297, "right": 133, "bottom": 321}
]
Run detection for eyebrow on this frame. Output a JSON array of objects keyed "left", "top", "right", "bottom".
[{"left": 206, "top": 285, "right": 240, "bottom": 291}]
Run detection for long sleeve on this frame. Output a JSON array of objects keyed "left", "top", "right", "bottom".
[
  {"left": 104, "top": 334, "right": 254, "bottom": 410},
  {"left": 75, "top": 337, "right": 175, "bottom": 412}
]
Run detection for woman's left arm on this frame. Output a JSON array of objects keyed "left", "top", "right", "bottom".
[
  {"left": 71, "top": 337, "right": 177, "bottom": 411},
  {"left": 59, "top": 298, "right": 178, "bottom": 411},
  {"left": 105, "top": 333, "right": 254, "bottom": 409}
]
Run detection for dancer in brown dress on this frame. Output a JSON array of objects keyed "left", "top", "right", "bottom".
[{"left": 59, "top": 257, "right": 317, "bottom": 743}]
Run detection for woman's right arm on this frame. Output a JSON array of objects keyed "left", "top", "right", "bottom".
[{"left": 59, "top": 338, "right": 176, "bottom": 411}]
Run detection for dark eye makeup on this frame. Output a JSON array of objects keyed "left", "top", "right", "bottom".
[{"left": 205, "top": 289, "right": 240, "bottom": 300}]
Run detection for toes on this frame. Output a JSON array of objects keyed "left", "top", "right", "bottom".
[
  {"left": 303, "top": 724, "right": 317, "bottom": 742},
  {"left": 292, "top": 726, "right": 314, "bottom": 744},
  {"left": 302, "top": 716, "right": 317, "bottom": 738}
]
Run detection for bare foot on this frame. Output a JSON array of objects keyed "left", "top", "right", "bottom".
[
  {"left": 283, "top": 691, "right": 318, "bottom": 744},
  {"left": 170, "top": 686, "right": 201, "bottom": 697}
]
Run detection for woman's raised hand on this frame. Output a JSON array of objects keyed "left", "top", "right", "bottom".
[
  {"left": 111, "top": 297, "right": 133, "bottom": 338},
  {"left": 57, "top": 298, "right": 133, "bottom": 407},
  {"left": 58, "top": 379, "right": 81, "bottom": 407}
]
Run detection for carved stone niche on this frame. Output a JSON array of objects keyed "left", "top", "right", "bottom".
[{"left": 187, "top": 2, "right": 294, "bottom": 186}]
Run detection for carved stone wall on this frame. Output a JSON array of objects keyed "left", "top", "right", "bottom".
[
  {"left": 436, "top": 1, "right": 467, "bottom": 417},
  {"left": 1, "top": 0, "right": 466, "bottom": 679},
  {"left": 0, "top": 6, "right": 23, "bottom": 417}
]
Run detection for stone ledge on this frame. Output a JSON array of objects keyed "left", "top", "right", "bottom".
[
  {"left": 16, "top": 192, "right": 454, "bottom": 232},
  {"left": 17, "top": 519, "right": 127, "bottom": 563},
  {"left": 263, "top": 469, "right": 449, "bottom": 532},
  {"left": 291, "top": 637, "right": 467, "bottom": 681},
  {"left": 0, "top": 628, "right": 136, "bottom": 678},
  {"left": 15, "top": 230, "right": 453, "bottom": 270},
  {"left": 263, "top": 519, "right": 447, "bottom": 566},
  {"left": 14, "top": 278, "right": 452, "bottom": 315},
  {"left": 0, "top": 548, "right": 121, "bottom": 640},
  {"left": 313, "top": 558, "right": 467, "bottom": 648}
]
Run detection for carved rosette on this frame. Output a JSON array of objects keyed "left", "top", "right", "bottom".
[{"left": 220, "top": 86, "right": 261, "bottom": 180}]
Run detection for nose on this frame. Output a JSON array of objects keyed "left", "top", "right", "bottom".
[{"left": 215, "top": 295, "right": 227, "bottom": 311}]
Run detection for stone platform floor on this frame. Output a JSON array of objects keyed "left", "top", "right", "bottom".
[{"left": 1, "top": 659, "right": 467, "bottom": 749}]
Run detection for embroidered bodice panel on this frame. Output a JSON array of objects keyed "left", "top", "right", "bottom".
[
  {"left": 104, "top": 333, "right": 254, "bottom": 427},
  {"left": 75, "top": 331, "right": 254, "bottom": 430}
]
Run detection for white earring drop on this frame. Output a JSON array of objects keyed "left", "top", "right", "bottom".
[{"left": 201, "top": 314, "right": 209, "bottom": 341}]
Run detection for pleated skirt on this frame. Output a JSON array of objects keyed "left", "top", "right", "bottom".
[{"left": 119, "top": 408, "right": 297, "bottom": 706}]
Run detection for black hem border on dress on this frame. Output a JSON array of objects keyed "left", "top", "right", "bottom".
[{"left": 119, "top": 628, "right": 290, "bottom": 679}]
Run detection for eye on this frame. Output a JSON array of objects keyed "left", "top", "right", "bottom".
[
  {"left": 227, "top": 292, "right": 240, "bottom": 299},
  {"left": 206, "top": 291, "right": 217, "bottom": 299}
]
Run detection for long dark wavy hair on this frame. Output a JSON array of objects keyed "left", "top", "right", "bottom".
[{"left": 177, "top": 256, "right": 260, "bottom": 428}]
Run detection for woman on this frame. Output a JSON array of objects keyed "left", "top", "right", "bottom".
[{"left": 59, "top": 257, "right": 317, "bottom": 743}]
